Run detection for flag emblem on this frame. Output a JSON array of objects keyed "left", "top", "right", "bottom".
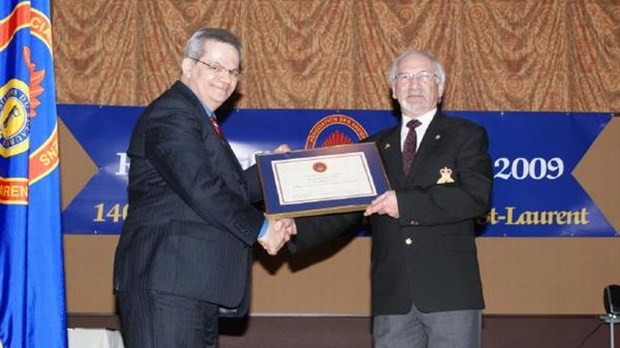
[{"left": 0, "top": 79, "right": 30, "bottom": 157}]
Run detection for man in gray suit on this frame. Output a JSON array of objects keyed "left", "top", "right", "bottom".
[
  {"left": 113, "top": 28, "right": 290, "bottom": 347},
  {"left": 286, "top": 50, "right": 492, "bottom": 348}
]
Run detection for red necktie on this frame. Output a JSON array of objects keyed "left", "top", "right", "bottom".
[
  {"left": 402, "top": 119, "right": 421, "bottom": 175},
  {"left": 209, "top": 114, "right": 223, "bottom": 139}
]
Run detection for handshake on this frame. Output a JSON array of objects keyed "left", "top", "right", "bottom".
[
  {"left": 258, "top": 218, "right": 297, "bottom": 255},
  {"left": 256, "top": 144, "right": 297, "bottom": 256}
]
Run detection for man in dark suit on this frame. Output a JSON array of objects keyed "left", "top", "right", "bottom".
[
  {"left": 286, "top": 50, "right": 492, "bottom": 348},
  {"left": 113, "top": 28, "right": 290, "bottom": 347}
]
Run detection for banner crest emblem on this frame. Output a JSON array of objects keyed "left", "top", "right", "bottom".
[{"left": 305, "top": 114, "right": 368, "bottom": 149}]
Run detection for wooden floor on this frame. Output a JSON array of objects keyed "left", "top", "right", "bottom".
[{"left": 69, "top": 314, "right": 618, "bottom": 347}]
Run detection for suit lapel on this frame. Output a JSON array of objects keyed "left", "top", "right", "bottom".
[
  {"left": 173, "top": 81, "right": 246, "bottom": 190},
  {"left": 407, "top": 114, "right": 447, "bottom": 179},
  {"left": 374, "top": 127, "right": 406, "bottom": 186}
]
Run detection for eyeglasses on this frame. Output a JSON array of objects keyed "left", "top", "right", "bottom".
[
  {"left": 190, "top": 58, "right": 241, "bottom": 79},
  {"left": 394, "top": 70, "right": 437, "bottom": 83}
]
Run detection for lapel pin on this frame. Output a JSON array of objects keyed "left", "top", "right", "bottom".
[
  {"left": 435, "top": 134, "right": 441, "bottom": 140},
  {"left": 384, "top": 143, "right": 391, "bottom": 149}
]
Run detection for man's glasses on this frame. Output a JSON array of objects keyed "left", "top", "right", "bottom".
[
  {"left": 190, "top": 58, "right": 241, "bottom": 79},
  {"left": 394, "top": 70, "right": 437, "bottom": 84}
]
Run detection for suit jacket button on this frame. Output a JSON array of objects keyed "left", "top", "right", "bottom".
[
  {"left": 409, "top": 220, "right": 419, "bottom": 226},
  {"left": 405, "top": 238, "right": 413, "bottom": 245}
]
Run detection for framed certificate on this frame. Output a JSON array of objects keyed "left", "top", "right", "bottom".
[{"left": 255, "top": 142, "right": 391, "bottom": 218}]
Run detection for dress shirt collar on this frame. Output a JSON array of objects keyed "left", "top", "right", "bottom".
[{"left": 400, "top": 108, "right": 437, "bottom": 151}]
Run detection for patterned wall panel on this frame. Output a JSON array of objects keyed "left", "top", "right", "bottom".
[{"left": 52, "top": 1, "right": 620, "bottom": 111}]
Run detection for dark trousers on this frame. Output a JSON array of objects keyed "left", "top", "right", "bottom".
[{"left": 117, "top": 289, "right": 219, "bottom": 348}]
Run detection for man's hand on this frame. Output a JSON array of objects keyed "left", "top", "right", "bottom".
[
  {"left": 273, "top": 144, "right": 291, "bottom": 153},
  {"left": 364, "top": 190, "right": 400, "bottom": 218},
  {"left": 258, "top": 218, "right": 297, "bottom": 255}
]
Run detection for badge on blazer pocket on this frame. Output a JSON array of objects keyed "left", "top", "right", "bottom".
[{"left": 436, "top": 167, "right": 455, "bottom": 184}]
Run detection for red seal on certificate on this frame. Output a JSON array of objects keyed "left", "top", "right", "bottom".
[{"left": 312, "top": 162, "right": 327, "bottom": 173}]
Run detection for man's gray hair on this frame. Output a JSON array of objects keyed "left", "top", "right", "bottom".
[
  {"left": 184, "top": 28, "right": 242, "bottom": 60},
  {"left": 388, "top": 49, "right": 445, "bottom": 89}
]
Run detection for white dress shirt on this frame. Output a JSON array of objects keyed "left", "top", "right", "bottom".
[{"left": 400, "top": 108, "right": 437, "bottom": 152}]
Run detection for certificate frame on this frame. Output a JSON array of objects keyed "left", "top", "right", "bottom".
[{"left": 255, "top": 142, "right": 391, "bottom": 218}]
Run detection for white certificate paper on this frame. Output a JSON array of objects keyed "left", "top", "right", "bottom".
[{"left": 271, "top": 152, "right": 377, "bottom": 205}]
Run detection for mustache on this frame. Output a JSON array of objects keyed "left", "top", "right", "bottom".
[{"left": 405, "top": 89, "right": 426, "bottom": 97}]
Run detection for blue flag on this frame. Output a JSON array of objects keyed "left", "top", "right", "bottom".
[{"left": 0, "top": 0, "right": 67, "bottom": 347}]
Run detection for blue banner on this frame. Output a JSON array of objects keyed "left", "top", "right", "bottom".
[
  {"left": 58, "top": 104, "right": 617, "bottom": 237},
  {"left": 1, "top": 1, "right": 67, "bottom": 347}
]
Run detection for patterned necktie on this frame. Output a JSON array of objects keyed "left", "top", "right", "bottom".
[
  {"left": 208, "top": 114, "right": 223, "bottom": 139},
  {"left": 402, "top": 119, "right": 421, "bottom": 175}
]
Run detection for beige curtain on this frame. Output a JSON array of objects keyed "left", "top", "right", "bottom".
[{"left": 53, "top": 0, "right": 620, "bottom": 113}]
